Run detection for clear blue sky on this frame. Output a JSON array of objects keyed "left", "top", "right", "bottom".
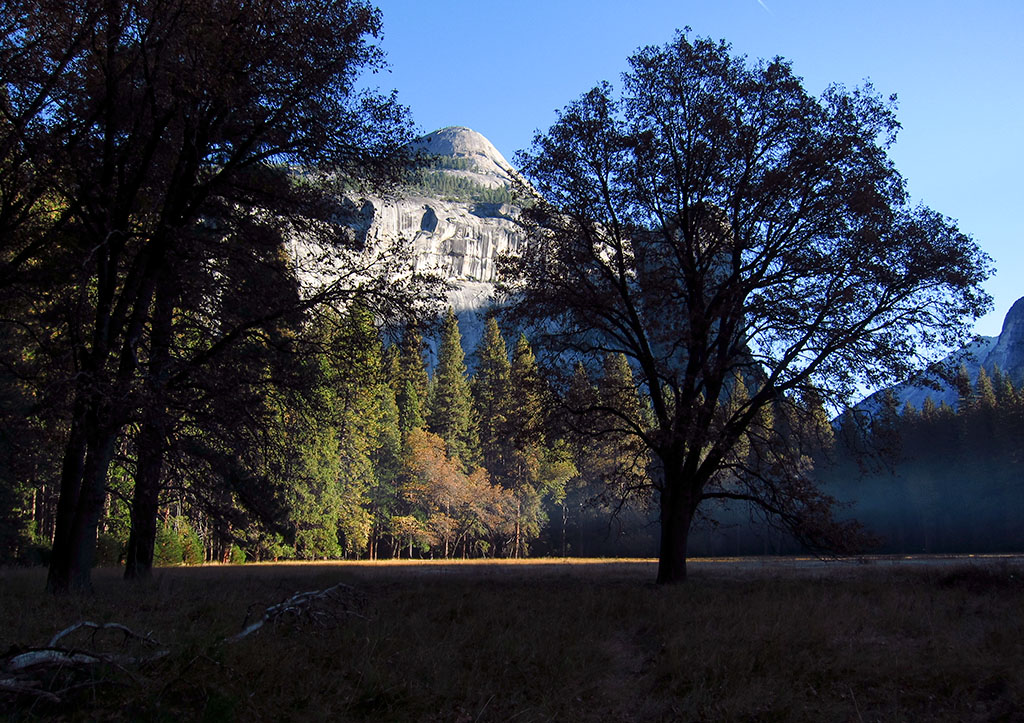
[{"left": 370, "top": 0, "right": 1022, "bottom": 338}]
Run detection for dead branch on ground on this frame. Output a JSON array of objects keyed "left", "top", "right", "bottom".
[
  {"left": 2, "top": 581, "right": 366, "bottom": 709},
  {"left": 226, "top": 581, "right": 366, "bottom": 643},
  {"left": 1, "top": 621, "right": 168, "bottom": 704}
]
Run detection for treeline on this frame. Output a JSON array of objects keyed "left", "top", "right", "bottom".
[
  {"left": 0, "top": 305, "right": 655, "bottom": 565},
  {"left": 404, "top": 163, "right": 516, "bottom": 205},
  {"left": 827, "top": 366, "right": 1024, "bottom": 553},
  {"left": 9, "top": 297, "right": 1023, "bottom": 566}
]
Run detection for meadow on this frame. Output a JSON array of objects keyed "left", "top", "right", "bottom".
[{"left": 2, "top": 557, "right": 1022, "bottom": 721}]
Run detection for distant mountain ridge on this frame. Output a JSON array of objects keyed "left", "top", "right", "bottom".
[{"left": 859, "top": 295, "right": 1024, "bottom": 411}]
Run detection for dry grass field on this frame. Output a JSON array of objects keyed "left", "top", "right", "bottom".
[{"left": 2, "top": 557, "right": 1023, "bottom": 721}]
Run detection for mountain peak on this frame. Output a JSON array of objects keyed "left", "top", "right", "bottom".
[
  {"left": 984, "top": 295, "right": 1024, "bottom": 382},
  {"left": 855, "top": 294, "right": 1024, "bottom": 414},
  {"left": 410, "top": 126, "right": 513, "bottom": 184}
]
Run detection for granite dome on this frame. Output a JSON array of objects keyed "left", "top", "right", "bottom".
[{"left": 410, "top": 126, "right": 515, "bottom": 184}]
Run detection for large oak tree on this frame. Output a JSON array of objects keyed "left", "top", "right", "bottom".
[{"left": 500, "top": 32, "right": 992, "bottom": 583}]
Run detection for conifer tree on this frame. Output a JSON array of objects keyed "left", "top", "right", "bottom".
[
  {"left": 284, "top": 395, "right": 345, "bottom": 560},
  {"left": 396, "top": 380, "right": 425, "bottom": 437},
  {"left": 393, "top": 327, "right": 429, "bottom": 438},
  {"left": 503, "top": 334, "right": 548, "bottom": 556},
  {"left": 399, "top": 326, "right": 430, "bottom": 406},
  {"left": 368, "top": 380, "right": 403, "bottom": 558},
  {"left": 563, "top": 363, "right": 599, "bottom": 444},
  {"left": 799, "top": 387, "right": 835, "bottom": 455},
  {"left": 955, "top": 364, "right": 974, "bottom": 412},
  {"left": 921, "top": 396, "right": 939, "bottom": 422},
  {"left": 874, "top": 388, "right": 903, "bottom": 459},
  {"left": 427, "top": 308, "right": 480, "bottom": 470},
  {"left": 553, "top": 363, "right": 601, "bottom": 555},
  {"left": 330, "top": 302, "right": 392, "bottom": 557},
  {"left": 508, "top": 334, "right": 547, "bottom": 451},
  {"left": 975, "top": 366, "right": 997, "bottom": 410},
  {"left": 472, "top": 314, "right": 511, "bottom": 474},
  {"left": 593, "top": 353, "right": 651, "bottom": 498},
  {"left": 991, "top": 366, "right": 1006, "bottom": 398},
  {"left": 996, "top": 374, "right": 1018, "bottom": 408}
]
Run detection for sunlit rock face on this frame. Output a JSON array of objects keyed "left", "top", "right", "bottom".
[
  {"left": 339, "top": 127, "right": 528, "bottom": 361},
  {"left": 357, "top": 197, "right": 522, "bottom": 284},
  {"left": 984, "top": 296, "right": 1024, "bottom": 384},
  {"left": 408, "top": 125, "right": 516, "bottom": 189},
  {"left": 859, "top": 295, "right": 1024, "bottom": 412},
  {"left": 345, "top": 127, "right": 527, "bottom": 291}
]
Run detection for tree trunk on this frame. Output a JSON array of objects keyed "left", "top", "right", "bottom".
[
  {"left": 47, "top": 239, "right": 166, "bottom": 592},
  {"left": 514, "top": 496, "right": 521, "bottom": 558},
  {"left": 656, "top": 479, "right": 697, "bottom": 584},
  {"left": 47, "top": 413, "right": 119, "bottom": 593},
  {"left": 561, "top": 503, "right": 568, "bottom": 557},
  {"left": 124, "top": 270, "right": 175, "bottom": 580},
  {"left": 123, "top": 418, "right": 164, "bottom": 579},
  {"left": 47, "top": 397, "right": 88, "bottom": 592}
]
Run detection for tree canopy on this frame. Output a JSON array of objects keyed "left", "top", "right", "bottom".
[
  {"left": 500, "top": 31, "right": 992, "bottom": 583},
  {"left": 0, "top": 0, "right": 425, "bottom": 592}
]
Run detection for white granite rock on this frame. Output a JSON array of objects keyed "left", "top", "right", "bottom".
[
  {"left": 331, "top": 127, "right": 528, "bottom": 364},
  {"left": 408, "top": 126, "right": 516, "bottom": 186},
  {"left": 858, "top": 295, "right": 1024, "bottom": 413}
]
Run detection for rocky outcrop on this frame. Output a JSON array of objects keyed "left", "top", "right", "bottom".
[
  {"left": 355, "top": 195, "right": 524, "bottom": 284},
  {"left": 331, "top": 127, "right": 528, "bottom": 362},
  {"left": 983, "top": 296, "right": 1024, "bottom": 384},
  {"left": 408, "top": 125, "right": 515, "bottom": 188},
  {"left": 342, "top": 127, "right": 528, "bottom": 328},
  {"left": 858, "top": 296, "right": 1024, "bottom": 412}
]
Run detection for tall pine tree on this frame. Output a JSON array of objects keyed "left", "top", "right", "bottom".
[
  {"left": 504, "top": 334, "right": 547, "bottom": 556},
  {"left": 594, "top": 353, "right": 651, "bottom": 503},
  {"left": 426, "top": 309, "right": 480, "bottom": 470},
  {"left": 393, "top": 326, "right": 429, "bottom": 438},
  {"left": 472, "top": 313, "right": 511, "bottom": 475}
]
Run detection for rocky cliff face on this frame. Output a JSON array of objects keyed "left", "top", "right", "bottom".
[
  {"left": 338, "top": 126, "right": 528, "bottom": 356},
  {"left": 345, "top": 126, "right": 526, "bottom": 287},
  {"left": 983, "top": 296, "right": 1024, "bottom": 384},
  {"left": 859, "top": 296, "right": 1024, "bottom": 412},
  {"left": 354, "top": 196, "right": 522, "bottom": 283}
]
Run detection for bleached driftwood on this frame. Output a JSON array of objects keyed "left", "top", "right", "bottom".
[
  {"left": 1, "top": 621, "right": 169, "bottom": 705},
  {"left": 48, "top": 620, "right": 160, "bottom": 648},
  {"left": 0, "top": 677, "right": 62, "bottom": 703},
  {"left": 226, "top": 581, "right": 365, "bottom": 643},
  {"left": 6, "top": 621, "right": 168, "bottom": 672},
  {"left": 2, "top": 582, "right": 365, "bottom": 710}
]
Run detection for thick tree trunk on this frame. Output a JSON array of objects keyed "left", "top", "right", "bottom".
[
  {"left": 46, "top": 398, "right": 89, "bottom": 592},
  {"left": 656, "top": 479, "right": 697, "bottom": 584},
  {"left": 47, "top": 413, "right": 118, "bottom": 593},
  {"left": 47, "top": 236, "right": 166, "bottom": 593}
]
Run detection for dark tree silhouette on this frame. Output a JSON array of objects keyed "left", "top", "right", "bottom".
[
  {"left": 0, "top": 0, "right": 422, "bottom": 592},
  {"left": 500, "top": 31, "right": 992, "bottom": 583}
]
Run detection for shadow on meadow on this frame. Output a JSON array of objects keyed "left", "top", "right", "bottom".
[{"left": 1, "top": 557, "right": 1022, "bottom": 721}]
